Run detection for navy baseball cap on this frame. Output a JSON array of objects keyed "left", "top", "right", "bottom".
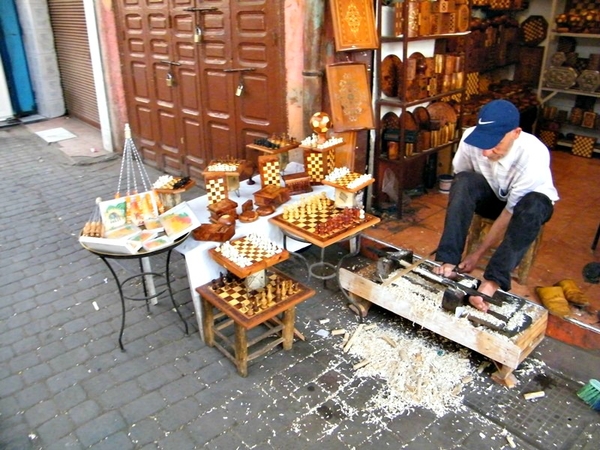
[{"left": 464, "top": 100, "right": 520, "bottom": 149}]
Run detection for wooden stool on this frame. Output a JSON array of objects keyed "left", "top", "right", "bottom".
[
  {"left": 465, "top": 214, "right": 544, "bottom": 285},
  {"left": 196, "top": 269, "right": 315, "bottom": 377}
]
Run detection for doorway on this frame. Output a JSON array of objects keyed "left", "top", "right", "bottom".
[{"left": 116, "top": 0, "right": 286, "bottom": 180}]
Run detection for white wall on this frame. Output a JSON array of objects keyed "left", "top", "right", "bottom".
[{"left": 0, "top": 58, "right": 14, "bottom": 121}]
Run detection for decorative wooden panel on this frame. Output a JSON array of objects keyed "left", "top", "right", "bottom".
[
  {"left": 329, "top": 0, "right": 378, "bottom": 51},
  {"left": 326, "top": 62, "right": 375, "bottom": 132}
]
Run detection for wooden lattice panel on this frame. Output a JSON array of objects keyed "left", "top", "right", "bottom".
[
  {"left": 258, "top": 155, "right": 281, "bottom": 186},
  {"left": 538, "top": 130, "right": 559, "bottom": 150},
  {"left": 205, "top": 176, "right": 228, "bottom": 205},
  {"left": 466, "top": 72, "right": 479, "bottom": 99},
  {"left": 572, "top": 135, "right": 596, "bottom": 158},
  {"left": 304, "top": 149, "right": 335, "bottom": 184}
]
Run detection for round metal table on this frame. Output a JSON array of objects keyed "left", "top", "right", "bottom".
[{"left": 81, "top": 233, "right": 190, "bottom": 350}]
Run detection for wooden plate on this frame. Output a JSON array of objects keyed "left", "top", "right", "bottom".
[
  {"left": 239, "top": 210, "right": 259, "bottom": 223},
  {"left": 427, "top": 102, "right": 458, "bottom": 128},
  {"left": 413, "top": 106, "right": 431, "bottom": 130},
  {"left": 400, "top": 111, "right": 418, "bottom": 131},
  {"left": 381, "top": 111, "right": 400, "bottom": 131},
  {"left": 381, "top": 55, "right": 402, "bottom": 97}
]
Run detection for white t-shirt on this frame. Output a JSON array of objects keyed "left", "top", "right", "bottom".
[{"left": 453, "top": 128, "right": 560, "bottom": 213}]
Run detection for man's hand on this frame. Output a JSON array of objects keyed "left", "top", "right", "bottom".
[
  {"left": 433, "top": 263, "right": 460, "bottom": 278},
  {"left": 459, "top": 252, "right": 481, "bottom": 273},
  {"left": 468, "top": 279, "right": 499, "bottom": 312}
]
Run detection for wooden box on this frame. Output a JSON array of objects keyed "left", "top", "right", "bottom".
[
  {"left": 208, "top": 198, "right": 238, "bottom": 223},
  {"left": 253, "top": 184, "right": 291, "bottom": 208},
  {"left": 192, "top": 223, "right": 235, "bottom": 242},
  {"left": 283, "top": 172, "right": 313, "bottom": 195}
]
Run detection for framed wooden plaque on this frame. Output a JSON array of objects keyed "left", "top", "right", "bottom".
[
  {"left": 329, "top": 0, "right": 378, "bottom": 52},
  {"left": 326, "top": 62, "right": 375, "bottom": 132}
]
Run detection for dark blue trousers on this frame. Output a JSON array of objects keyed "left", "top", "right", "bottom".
[{"left": 436, "top": 172, "right": 554, "bottom": 291}]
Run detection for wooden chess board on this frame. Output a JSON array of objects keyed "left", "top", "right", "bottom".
[
  {"left": 258, "top": 155, "right": 281, "bottom": 186},
  {"left": 270, "top": 198, "right": 381, "bottom": 247},
  {"left": 197, "top": 269, "right": 316, "bottom": 329},
  {"left": 209, "top": 236, "right": 290, "bottom": 279},
  {"left": 205, "top": 176, "right": 228, "bottom": 205},
  {"left": 321, "top": 172, "right": 374, "bottom": 193}
]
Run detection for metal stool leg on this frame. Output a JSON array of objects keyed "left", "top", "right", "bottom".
[
  {"left": 165, "top": 249, "right": 189, "bottom": 335},
  {"left": 99, "top": 256, "right": 128, "bottom": 351}
]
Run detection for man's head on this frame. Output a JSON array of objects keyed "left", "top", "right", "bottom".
[{"left": 464, "top": 100, "right": 521, "bottom": 154}]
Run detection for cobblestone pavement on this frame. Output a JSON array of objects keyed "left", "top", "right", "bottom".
[{"left": 1, "top": 124, "right": 599, "bottom": 449}]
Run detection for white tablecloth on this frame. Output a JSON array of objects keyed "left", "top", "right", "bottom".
[{"left": 175, "top": 182, "right": 334, "bottom": 337}]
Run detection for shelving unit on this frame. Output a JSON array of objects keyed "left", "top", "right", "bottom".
[
  {"left": 536, "top": 0, "right": 600, "bottom": 156},
  {"left": 463, "top": 2, "right": 540, "bottom": 131},
  {"left": 373, "top": 1, "right": 470, "bottom": 217}
]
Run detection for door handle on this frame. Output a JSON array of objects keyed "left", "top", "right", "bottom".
[
  {"left": 223, "top": 68, "right": 256, "bottom": 73},
  {"left": 184, "top": 7, "right": 218, "bottom": 13}
]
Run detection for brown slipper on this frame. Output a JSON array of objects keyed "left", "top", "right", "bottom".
[
  {"left": 535, "top": 286, "right": 571, "bottom": 318},
  {"left": 555, "top": 279, "right": 590, "bottom": 306}
]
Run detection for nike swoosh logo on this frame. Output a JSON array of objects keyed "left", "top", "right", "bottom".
[{"left": 478, "top": 119, "right": 495, "bottom": 125}]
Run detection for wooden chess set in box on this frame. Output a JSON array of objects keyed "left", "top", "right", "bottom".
[
  {"left": 322, "top": 167, "right": 375, "bottom": 208},
  {"left": 202, "top": 158, "right": 247, "bottom": 193}
]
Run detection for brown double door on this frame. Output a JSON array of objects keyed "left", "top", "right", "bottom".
[{"left": 117, "top": 0, "right": 285, "bottom": 180}]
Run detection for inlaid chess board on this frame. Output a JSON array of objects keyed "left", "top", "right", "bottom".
[
  {"left": 197, "top": 269, "right": 315, "bottom": 329},
  {"left": 209, "top": 236, "right": 290, "bottom": 279},
  {"left": 270, "top": 197, "right": 380, "bottom": 247}
]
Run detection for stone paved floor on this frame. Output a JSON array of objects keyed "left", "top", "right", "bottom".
[{"left": 1, "top": 123, "right": 599, "bottom": 449}]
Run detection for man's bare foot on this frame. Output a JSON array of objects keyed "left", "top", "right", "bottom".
[{"left": 468, "top": 279, "right": 499, "bottom": 313}]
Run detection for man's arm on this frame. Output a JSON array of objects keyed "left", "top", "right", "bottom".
[{"left": 459, "top": 208, "right": 512, "bottom": 273}]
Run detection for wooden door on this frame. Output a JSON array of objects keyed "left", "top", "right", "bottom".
[{"left": 117, "top": 0, "right": 285, "bottom": 180}]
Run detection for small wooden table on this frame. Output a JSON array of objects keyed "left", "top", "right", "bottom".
[{"left": 196, "top": 269, "right": 315, "bottom": 377}]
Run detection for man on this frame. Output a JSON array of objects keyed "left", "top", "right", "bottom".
[{"left": 434, "top": 99, "right": 559, "bottom": 311}]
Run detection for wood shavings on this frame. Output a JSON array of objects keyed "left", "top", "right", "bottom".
[
  {"left": 331, "top": 329, "right": 346, "bottom": 336},
  {"left": 345, "top": 323, "right": 474, "bottom": 418},
  {"left": 343, "top": 324, "right": 364, "bottom": 353},
  {"left": 523, "top": 391, "right": 545, "bottom": 400},
  {"left": 380, "top": 335, "right": 396, "bottom": 347},
  {"left": 353, "top": 360, "right": 371, "bottom": 370},
  {"left": 506, "top": 434, "right": 517, "bottom": 448}
]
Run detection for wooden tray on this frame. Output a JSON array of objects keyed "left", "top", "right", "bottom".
[{"left": 209, "top": 236, "right": 290, "bottom": 279}]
